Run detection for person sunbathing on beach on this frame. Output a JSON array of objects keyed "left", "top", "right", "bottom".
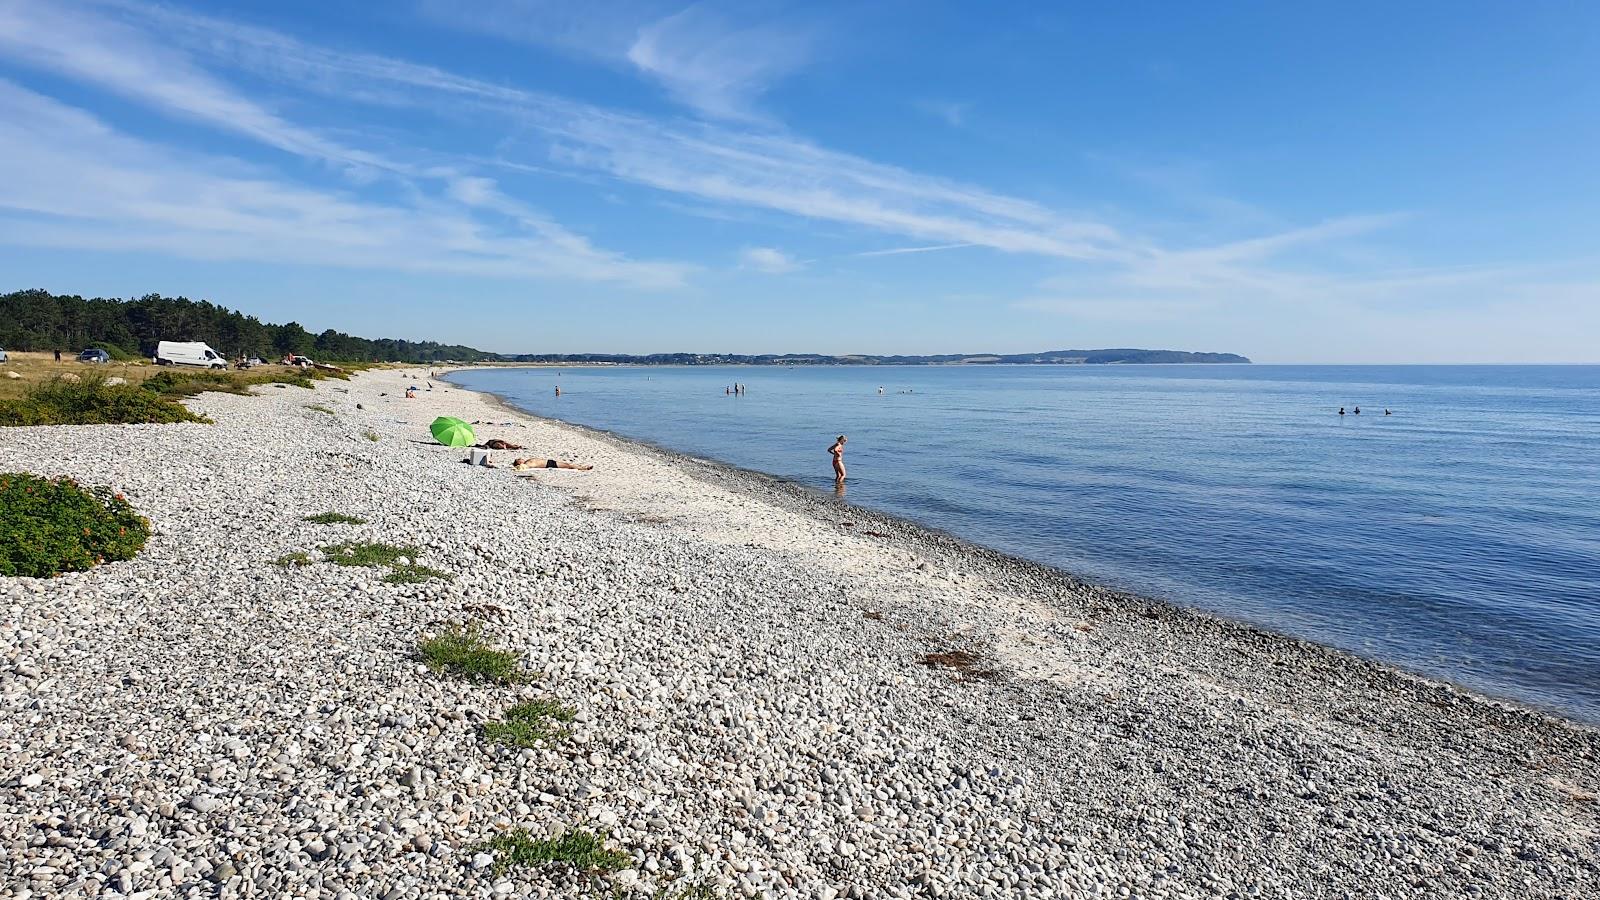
[
  {"left": 512, "top": 457, "right": 593, "bottom": 471},
  {"left": 475, "top": 439, "right": 525, "bottom": 450}
]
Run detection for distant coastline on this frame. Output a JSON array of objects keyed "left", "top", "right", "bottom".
[{"left": 493, "top": 348, "right": 1252, "bottom": 366}]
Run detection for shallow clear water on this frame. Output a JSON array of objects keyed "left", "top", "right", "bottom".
[{"left": 451, "top": 364, "right": 1600, "bottom": 722}]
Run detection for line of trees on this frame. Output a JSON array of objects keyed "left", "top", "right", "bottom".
[{"left": 0, "top": 289, "right": 496, "bottom": 363}]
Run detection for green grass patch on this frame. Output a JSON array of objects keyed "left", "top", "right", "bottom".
[
  {"left": 382, "top": 563, "right": 452, "bottom": 584},
  {"left": 302, "top": 512, "right": 365, "bottom": 525},
  {"left": 0, "top": 367, "right": 338, "bottom": 426},
  {"left": 362, "top": 429, "right": 381, "bottom": 442},
  {"left": 418, "top": 624, "right": 524, "bottom": 684},
  {"left": 476, "top": 829, "right": 629, "bottom": 877},
  {"left": 0, "top": 375, "right": 208, "bottom": 426},
  {"left": 482, "top": 700, "right": 576, "bottom": 748},
  {"left": 0, "top": 474, "right": 150, "bottom": 577},
  {"left": 322, "top": 541, "right": 416, "bottom": 567},
  {"left": 273, "top": 551, "right": 312, "bottom": 568},
  {"left": 142, "top": 369, "right": 315, "bottom": 398},
  {"left": 303, "top": 403, "right": 336, "bottom": 415},
  {"left": 651, "top": 884, "right": 725, "bottom": 900}
]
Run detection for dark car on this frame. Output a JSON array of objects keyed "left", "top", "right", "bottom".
[{"left": 78, "top": 349, "right": 111, "bottom": 363}]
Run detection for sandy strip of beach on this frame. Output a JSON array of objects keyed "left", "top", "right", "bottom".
[{"left": 2, "top": 366, "right": 1596, "bottom": 900}]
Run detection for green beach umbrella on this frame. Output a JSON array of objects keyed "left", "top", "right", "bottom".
[{"left": 430, "top": 416, "right": 475, "bottom": 447}]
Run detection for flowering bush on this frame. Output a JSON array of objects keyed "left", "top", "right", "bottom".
[{"left": 0, "top": 474, "right": 150, "bottom": 577}]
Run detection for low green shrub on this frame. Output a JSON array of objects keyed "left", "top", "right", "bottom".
[
  {"left": 418, "top": 624, "right": 524, "bottom": 684},
  {"left": 0, "top": 375, "right": 207, "bottom": 426},
  {"left": 273, "top": 551, "right": 312, "bottom": 567},
  {"left": 482, "top": 700, "right": 576, "bottom": 748},
  {"left": 382, "top": 564, "right": 452, "bottom": 584},
  {"left": 653, "top": 884, "right": 725, "bottom": 900},
  {"left": 303, "top": 404, "right": 335, "bottom": 415},
  {"left": 0, "top": 473, "right": 150, "bottom": 577},
  {"left": 302, "top": 512, "right": 365, "bottom": 525},
  {"left": 322, "top": 541, "right": 416, "bottom": 567},
  {"left": 476, "top": 829, "right": 630, "bottom": 876},
  {"left": 142, "top": 369, "right": 315, "bottom": 398}
]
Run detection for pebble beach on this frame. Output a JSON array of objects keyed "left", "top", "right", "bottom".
[{"left": 2, "top": 366, "right": 1597, "bottom": 899}]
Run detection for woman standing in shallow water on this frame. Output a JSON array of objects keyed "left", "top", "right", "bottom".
[{"left": 829, "top": 435, "right": 847, "bottom": 483}]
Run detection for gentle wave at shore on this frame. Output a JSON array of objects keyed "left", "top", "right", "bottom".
[{"left": 452, "top": 364, "right": 1600, "bottom": 723}]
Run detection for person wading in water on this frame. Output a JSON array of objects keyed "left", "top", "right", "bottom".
[{"left": 829, "top": 435, "right": 848, "bottom": 484}]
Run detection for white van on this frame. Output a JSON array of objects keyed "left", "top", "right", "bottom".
[{"left": 155, "top": 341, "right": 228, "bottom": 369}]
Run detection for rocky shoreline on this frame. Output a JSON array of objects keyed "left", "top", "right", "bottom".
[{"left": 3, "top": 367, "right": 1596, "bottom": 899}]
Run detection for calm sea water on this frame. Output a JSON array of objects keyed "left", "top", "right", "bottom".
[{"left": 452, "top": 365, "right": 1600, "bottom": 723}]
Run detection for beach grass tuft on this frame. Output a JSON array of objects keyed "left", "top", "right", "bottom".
[
  {"left": 362, "top": 429, "right": 381, "bottom": 442},
  {"left": 482, "top": 699, "right": 576, "bottom": 748},
  {"left": 476, "top": 828, "right": 629, "bottom": 876},
  {"left": 303, "top": 403, "right": 336, "bottom": 415},
  {"left": 322, "top": 541, "right": 416, "bottom": 567},
  {"left": 273, "top": 551, "right": 312, "bottom": 568},
  {"left": 302, "top": 512, "right": 366, "bottom": 525},
  {"left": 382, "top": 563, "right": 453, "bottom": 584},
  {"left": 652, "top": 884, "right": 726, "bottom": 900},
  {"left": 418, "top": 624, "right": 524, "bottom": 684},
  {"left": 0, "top": 374, "right": 209, "bottom": 426}
]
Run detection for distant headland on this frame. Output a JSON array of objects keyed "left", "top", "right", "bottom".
[
  {"left": 2, "top": 291, "right": 1247, "bottom": 365},
  {"left": 498, "top": 349, "right": 1252, "bottom": 366}
]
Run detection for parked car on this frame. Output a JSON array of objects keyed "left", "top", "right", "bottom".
[
  {"left": 242, "top": 356, "right": 265, "bottom": 368},
  {"left": 78, "top": 349, "right": 111, "bottom": 363},
  {"left": 0, "top": 347, "right": 8, "bottom": 363},
  {"left": 284, "top": 355, "right": 314, "bottom": 367},
  {"left": 155, "top": 340, "right": 228, "bottom": 370}
]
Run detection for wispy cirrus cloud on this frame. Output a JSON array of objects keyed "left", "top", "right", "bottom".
[
  {"left": 417, "top": 0, "right": 819, "bottom": 121},
  {"left": 0, "top": 78, "right": 690, "bottom": 288},
  {"left": 851, "top": 243, "right": 975, "bottom": 258},
  {"left": 626, "top": 5, "right": 819, "bottom": 121},
  {"left": 52, "top": 0, "right": 1140, "bottom": 262},
  {"left": 0, "top": 0, "right": 691, "bottom": 288},
  {"left": 0, "top": 0, "right": 1422, "bottom": 301},
  {"left": 739, "top": 246, "right": 801, "bottom": 273},
  {"left": 914, "top": 99, "right": 971, "bottom": 128}
]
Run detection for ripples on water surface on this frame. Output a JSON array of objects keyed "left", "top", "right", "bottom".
[{"left": 452, "top": 365, "right": 1600, "bottom": 722}]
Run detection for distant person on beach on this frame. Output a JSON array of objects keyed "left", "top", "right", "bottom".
[
  {"left": 512, "top": 457, "right": 593, "bottom": 471},
  {"left": 1338, "top": 407, "right": 1345, "bottom": 416},
  {"left": 554, "top": 386, "right": 561, "bottom": 397},
  {"left": 54, "top": 348, "right": 61, "bottom": 362},
  {"left": 476, "top": 439, "right": 525, "bottom": 450},
  {"left": 1353, "top": 406, "right": 1361, "bottom": 415},
  {"left": 877, "top": 386, "right": 884, "bottom": 395},
  {"left": 829, "top": 435, "right": 847, "bottom": 483},
  {"left": 405, "top": 386, "right": 417, "bottom": 399}
]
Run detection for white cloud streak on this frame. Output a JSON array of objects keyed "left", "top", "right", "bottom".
[
  {"left": 739, "top": 246, "right": 801, "bottom": 273},
  {"left": 851, "top": 243, "right": 975, "bottom": 258},
  {"left": 626, "top": 5, "right": 818, "bottom": 121},
  {"left": 0, "top": 0, "right": 692, "bottom": 287},
  {"left": 32, "top": 0, "right": 1139, "bottom": 262},
  {"left": 418, "top": 0, "right": 818, "bottom": 121},
  {"left": 0, "top": 0, "right": 1432, "bottom": 306},
  {"left": 0, "top": 80, "right": 691, "bottom": 287}
]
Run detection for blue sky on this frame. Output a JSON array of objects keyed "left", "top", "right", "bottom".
[{"left": 0, "top": 0, "right": 1596, "bottom": 362}]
